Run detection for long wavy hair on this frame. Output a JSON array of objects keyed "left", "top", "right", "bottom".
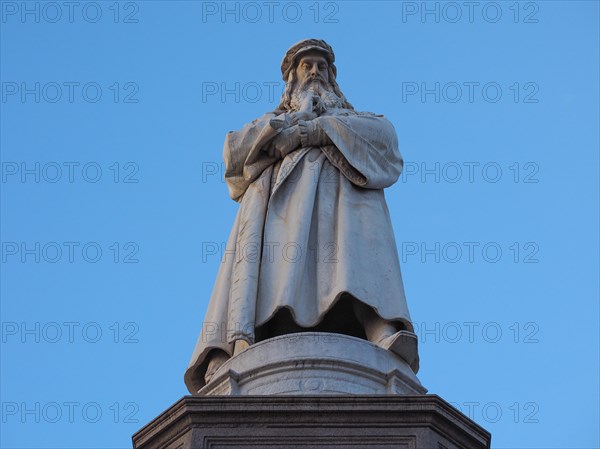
[{"left": 275, "top": 66, "right": 354, "bottom": 113}]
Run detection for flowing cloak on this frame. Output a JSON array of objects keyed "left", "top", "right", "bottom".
[{"left": 185, "top": 108, "right": 413, "bottom": 393}]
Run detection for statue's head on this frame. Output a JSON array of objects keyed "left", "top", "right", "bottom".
[{"left": 277, "top": 38, "right": 353, "bottom": 112}]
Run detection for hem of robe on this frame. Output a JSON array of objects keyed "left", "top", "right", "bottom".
[
  {"left": 253, "top": 289, "right": 414, "bottom": 332},
  {"left": 184, "top": 290, "right": 413, "bottom": 394}
]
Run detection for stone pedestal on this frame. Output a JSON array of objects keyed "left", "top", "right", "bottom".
[
  {"left": 199, "top": 332, "right": 424, "bottom": 396},
  {"left": 132, "top": 395, "right": 491, "bottom": 449},
  {"left": 134, "top": 334, "right": 490, "bottom": 448}
]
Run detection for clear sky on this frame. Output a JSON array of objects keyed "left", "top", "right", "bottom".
[{"left": 1, "top": 1, "right": 599, "bottom": 448}]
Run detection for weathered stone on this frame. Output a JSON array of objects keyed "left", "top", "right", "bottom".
[
  {"left": 134, "top": 38, "right": 492, "bottom": 449},
  {"left": 197, "top": 332, "right": 425, "bottom": 396},
  {"left": 132, "top": 395, "right": 491, "bottom": 449},
  {"left": 185, "top": 39, "right": 420, "bottom": 392}
]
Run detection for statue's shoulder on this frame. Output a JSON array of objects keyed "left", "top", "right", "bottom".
[
  {"left": 323, "top": 108, "right": 386, "bottom": 119},
  {"left": 336, "top": 110, "right": 397, "bottom": 136},
  {"left": 355, "top": 111, "right": 395, "bottom": 128},
  {"left": 250, "top": 111, "right": 278, "bottom": 124},
  {"left": 356, "top": 110, "right": 386, "bottom": 118}
]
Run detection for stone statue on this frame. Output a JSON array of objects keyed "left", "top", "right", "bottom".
[{"left": 185, "top": 39, "right": 419, "bottom": 394}]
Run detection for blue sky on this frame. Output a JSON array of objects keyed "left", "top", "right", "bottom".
[{"left": 1, "top": 1, "right": 598, "bottom": 447}]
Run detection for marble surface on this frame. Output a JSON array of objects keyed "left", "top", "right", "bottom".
[{"left": 198, "top": 332, "right": 426, "bottom": 396}]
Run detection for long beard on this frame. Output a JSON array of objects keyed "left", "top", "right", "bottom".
[{"left": 289, "top": 80, "right": 344, "bottom": 113}]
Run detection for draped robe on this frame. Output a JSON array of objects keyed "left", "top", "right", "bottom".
[{"left": 185, "top": 108, "right": 413, "bottom": 393}]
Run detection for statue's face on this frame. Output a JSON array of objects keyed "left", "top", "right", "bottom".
[{"left": 295, "top": 51, "right": 329, "bottom": 88}]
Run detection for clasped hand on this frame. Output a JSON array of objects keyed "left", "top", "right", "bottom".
[
  {"left": 264, "top": 125, "right": 301, "bottom": 159},
  {"left": 265, "top": 92, "right": 319, "bottom": 159}
]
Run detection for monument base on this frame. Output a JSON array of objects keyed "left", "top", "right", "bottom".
[
  {"left": 198, "top": 332, "right": 425, "bottom": 395},
  {"left": 132, "top": 395, "right": 491, "bottom": 449},
  {"left": 136, "top": 334, "right": 490, "bottom": 448}
]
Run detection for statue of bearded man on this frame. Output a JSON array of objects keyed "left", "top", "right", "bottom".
[{"left": 185, "top": 39, "right": 419, "bottom": 394}]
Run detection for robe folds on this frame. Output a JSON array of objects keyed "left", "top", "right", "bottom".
[{"left": 185, "top": 108, "right": 413, "bottom": 393}]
